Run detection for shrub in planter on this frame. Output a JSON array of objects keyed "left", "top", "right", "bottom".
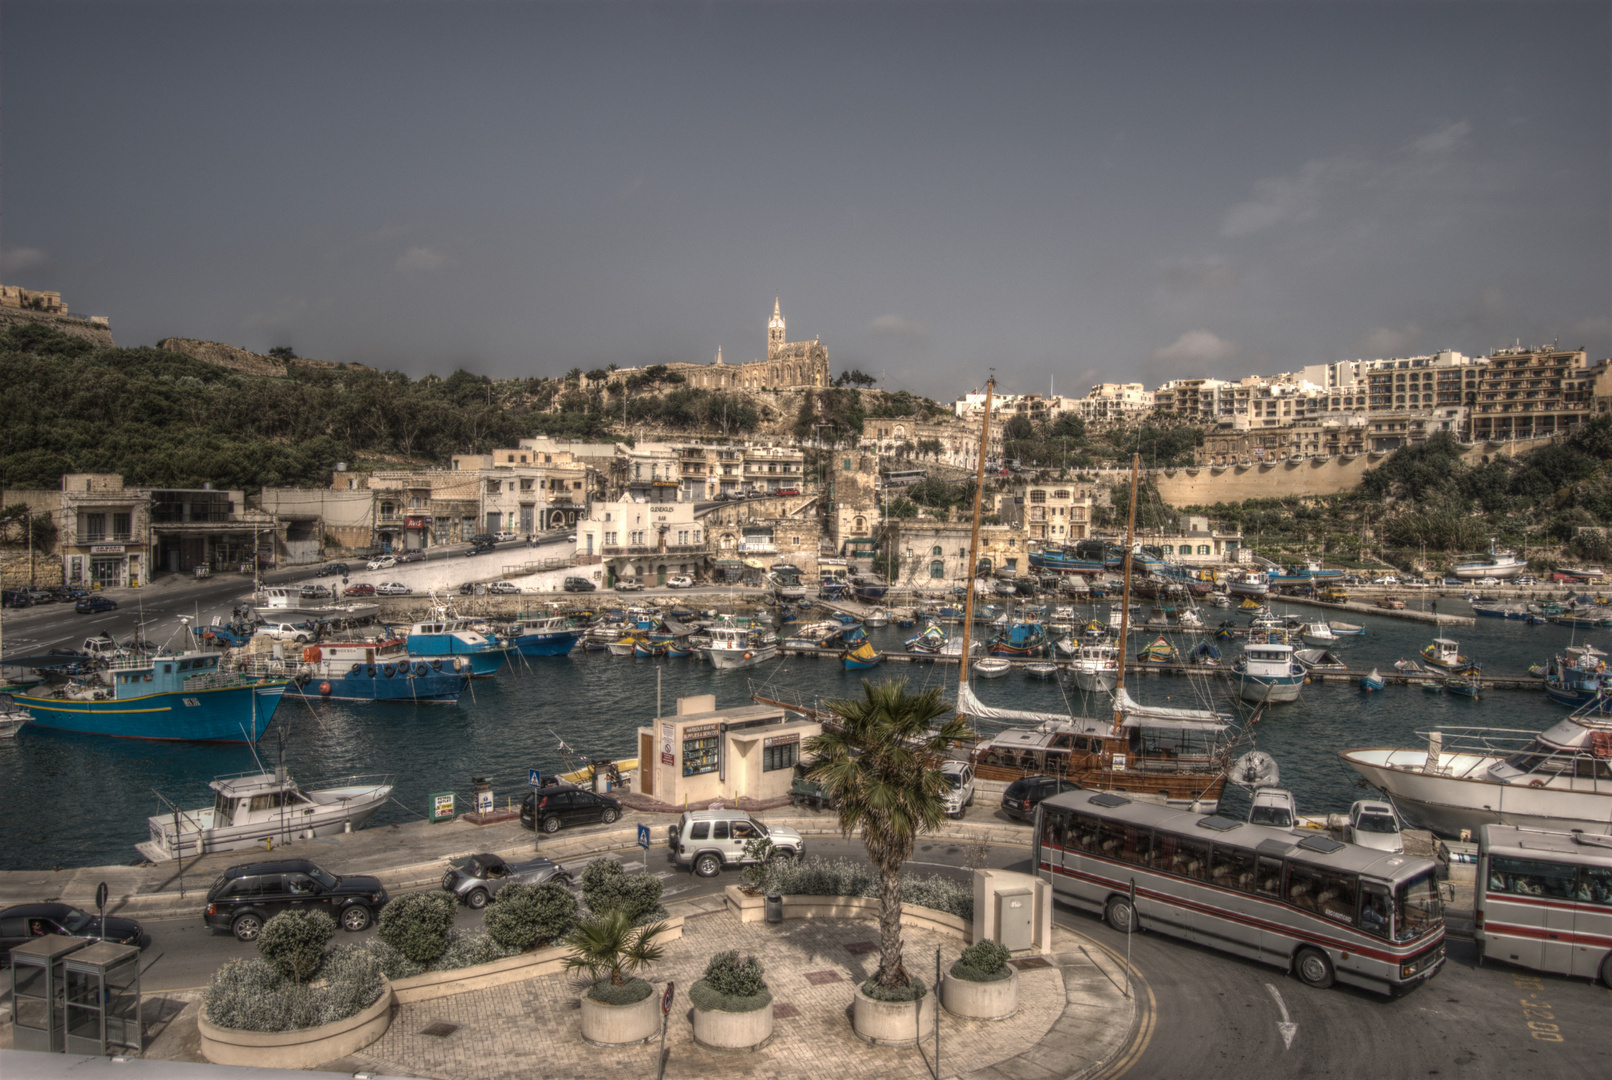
[
  {"left": 689, "top": 950, "right": 771, "bottom": 1012},
  {"left": 203, "top": 945, "right": 386, "bottom": 1033},
  {"left": 901, "top": 875, "right": 975, "bottom": 921},
  {"left": 586, "top": 977, "right": 653, "bottom": 1005},
  {"left": 563, "top": 909, "right": 669, "bottom": 1003},
  {"left": 580, "top": 859, "right": 663, "bottom": 922},
  {"left": 362, "top": 939, "right": 426, "bottom": 981},
  {"left": 737, "top": 837, "right": 777, "bottom": 896},
  {"left": 859, "top": 973, "right": 927, "bottom": 1003},
  {"left": 950, "top": 939, "right": 1012, "bottom": 983},
  {"left": 376, "top": 891, "right": 457, "bottom": 964},
  {"left": 257, "top": 909, "right": 336, "bottom": 982},
  {"left": 484, "top": 881, "right": 578, "bottom": 951},
  {"left": 433, "top": 928, "right": 518, "bottom": 970}
]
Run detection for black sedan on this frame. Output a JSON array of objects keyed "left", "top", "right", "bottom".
[
  {"left": 520, "top": 785, "right": 622, "bottom": 833},
  {"left": 75, "top": 596, "right": 118, "bottom": 614},
  {"left": 1, "top": 903, "right": 146, "bottom": 961}
]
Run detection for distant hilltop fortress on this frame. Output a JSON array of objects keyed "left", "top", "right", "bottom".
[
  {"left": 0, "top": 284, "right": 115, "bottom": 348},
  {"left": 601, "top": 299, "right": 831, "bottom": 391}
]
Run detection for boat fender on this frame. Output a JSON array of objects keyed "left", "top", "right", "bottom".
[
  {"left": 318, "top": 681, "right": 332, "bottom": 696},
  {"left": 395, "top": 664, "right": 407, "bottom": 677},
  {"left": 303, "top": 646, "right": 322, "bottom": 663},
  {"left": 453, "top": 657, "right": 465, "bottom": 672},
  {"left": 350, "top": 664, "right": 362, "bottom": 676},
  {"left": 382, "top": 664, "right": 395, "bottom": 678},
  {"left": 366, "top": 665, "right": 376, "bottom": 678},
  {"left": 1529, "top": 779, "right": 1546, "bottom": 788},
  {"left": 431, "top": 659, "right": 443, "bottom": 672},
  {"left": 415, "top": 662, "right": 429, "bottom": 676},
  {"left": 744, "top": 652, "right": 753, "bottom": 660}
]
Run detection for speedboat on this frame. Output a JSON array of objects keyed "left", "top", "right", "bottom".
[
  {"left": 136, "top": 767, "right": 393, "bottom": 861},
  {"left": 1340, "top": 711, "right": 1612, "bottom": 836},
  {"left": 1299, "top": 621, "right": 1339, "bottom": 647}
]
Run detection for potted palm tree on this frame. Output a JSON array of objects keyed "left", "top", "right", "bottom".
[
  {"left": 941, "top": 939, "right": 1018, "bottom": 1019},
  {"left": 564, "top": 910, "right": 670, "bottom": 1046},
  {"left": 804, "top": 678, "right": 974, "bottom": 1046}
]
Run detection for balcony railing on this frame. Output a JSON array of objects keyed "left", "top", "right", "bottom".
[
  {"left": 77, "top": 533, "right": 135, "bottom": 545},
  {"left": 602, "top": 543, "right": 705, "bottom": 556}
]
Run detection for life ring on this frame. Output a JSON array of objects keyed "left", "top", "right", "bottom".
[
  {"left": 366, "top": 665, "right": 376, "bottom": 678},
  {"left": 302, "top": 646, "right": 322, "bottom": 663},
  {"left": 350, "top": 664, "right": 363, "bottom": 676},
  {"left": 415, "top": 662, "right": 429, "bottom": 676},
  {"left": 318, "top": 681, "right": 332, "bottom": 696},
  {"left": 1252, "top": 633, "right": 1266, "bottom": 644},
  {"left": 1529, "top": 779, "right": 1546, "bottom": 788},
  {"left": 382, "top": 664, "right": 395, "bottom": 678},
  {"left": 431, "top": 659, "right": 443, "bottom": 672}
]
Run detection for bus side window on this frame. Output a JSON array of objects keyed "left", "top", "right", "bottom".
[
  {"left": 1358, "top": 884, "right": 1391, "bottom": 938},
  {"left": 1210, "top": 846, "right": 1254, "bottom": 892},
  {"left": 1313, "top": 869, "right": 1357, "bottom": 924},
  {"left": 1285, "top": 863, "right": 1323, "bottom": 912},
  {"left": 1580, "top": 866, "right": 1612, "bottom": 904},
  {"left": 1256, "top": 856, "right": 1283, "bottom": 897},
  {"left": 1042, "top": 808, "right": 1069, "bottom": 850},
  {"left": 1068, "top": 812, "right": 1099, "bottom": 853}
]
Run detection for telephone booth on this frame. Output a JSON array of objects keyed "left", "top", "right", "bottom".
[
  {"left": 62, "top": 940, "right": 144, "bottom": 1055},
  {"left": 9, "top": 934, "right": 87, "bottom": 1052}
]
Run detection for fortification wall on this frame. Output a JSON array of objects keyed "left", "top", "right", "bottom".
[{"left": 0, "top": 308, "right": 115, "bottom": 349}]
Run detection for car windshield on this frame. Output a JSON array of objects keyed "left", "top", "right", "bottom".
[
  {"left": 60, "top": 909, "right": 93, "bottom": 933},
  {"left": 309, "top": 867, "right": 339, "bottom": 890},
  {"left": 751, "top": 821, "right": 770, "bottom": 837},
  {"left": 1394, "top": 870, "right": 1443, "bottom": 941},
  {"left": 943, "top": 772, "right": 965, "bottom": 788},
  {"left": 1356, "top": 814, "right": 1398, "bottom": 834}
]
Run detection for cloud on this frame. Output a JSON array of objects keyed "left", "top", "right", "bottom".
[
  {"left": 618, "top": 175, "right": 645, "bottom": 200},
  {"left": 395, "top": 246, "right": 452, "bottom": 273},
  {"left": 1355, "top": 323, "right": 1424, "bottom": 358},
  {"left": 1152, "top": 330, "right": 1236, "bottom": 365},
  {"left": 1409, "top": 121, "right": 1471, "bottom": 157},
  {"left": 1159, "top": 255, "right": 1237, "bottom": 293},
  {"left": 869, "top": 314, "right": 928, "bottom": 344},
  {"left": 2, "top": 246, "right": 49, "bottom": 273},
  {"left": 1221, "top": 159, "right": 1340, "bottom": 238}
]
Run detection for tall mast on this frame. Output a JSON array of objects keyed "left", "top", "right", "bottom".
[
  {"left": 1111, "top": 453, "right": 1141, "bottom": 734},
  {"left": 957, "top": 378, "right": 994, "bottom": 702}
]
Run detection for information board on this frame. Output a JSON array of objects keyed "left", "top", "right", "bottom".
[{"left": 682, "top": 722, "right": 720, "bottom": 777}]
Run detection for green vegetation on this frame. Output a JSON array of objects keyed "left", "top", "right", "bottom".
[
  {"left": 688, "top": 950, "right": 771, "bottom": 1013},
  {"left": 562, "top": 909, "right": 670, "bottom": 1001},
  {"left": 483, "top": 881, "right": 579, "bottom": 951},
  {"left": 375, "top": 891, "right": 457, "bottom": 964},
  {"left": 255, "top": 909, "right": 335, "bottom": 982},
  {"left": 950, "top": 939, "right": 1013, "bottom": 983}
]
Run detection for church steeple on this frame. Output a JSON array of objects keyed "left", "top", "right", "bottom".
[{"left": 767, "top": 296, "right": 786, "bottom": 358}]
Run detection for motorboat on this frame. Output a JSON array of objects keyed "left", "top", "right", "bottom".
[
  {"left": 1299, "top": 621, "right": 1339, "bottom": 647},
  {"left": 1394, "top": 658, "right": 1425, "bottom": 674},
  {"left": 1340, "top": 712, "right": 1612, "bottom": 836},
  {"left": 972, "top": 657, "right": 1012, "bottom": 679},
  {"left": 1293, "top": 647, "right": 1347, "bottom": 673},
  {"left": 1329, "top": 621, "right": 1365, "bottom": 636},
  {"left": 1070, "top": 642, "right": 1119, "bottom": 692},
  {"left": 1446, "top": 676, "right": 1481, "bottom": 700},
  {"left": 1226, "top": 571, "right": 1270, "bottom": 599},
  {"left": 136, "top": 766, "right": 393, "bottom": 861},
  {"left": 1451, "top": 541, "right": 1527, "bottom": 581},
  {"left": 766, "top": 563, "right": 808, "bottom": 603},
  {"left": 988, "top": 621, "right": 1047, "bottom": 657},
  {"left": 293, "top": 639, "right": 467, "bottom": 704},
  {"left": 1360, "top": 668, "right": 1385, "bottom": 692},
  {"left": 863, "top": 608, "right": 890, "bottom": 628},
  {"left": 1233, "top": 639, "right": 1305, "bottom": 704},
  {"left": 1541, "top": 645, "right": 1611, "bottom": 711},
  {"left": 1422, "top": 637, "right": 1477, "bottom": 673},
  {"left": 406, "top": 616, "right": 509, "bottom": 677},
  {"left": 705, "top": 620, "right": 779, "bottom": 671},
  {"left": 505, "top": 613, "right": 587, "bottom": 657}
]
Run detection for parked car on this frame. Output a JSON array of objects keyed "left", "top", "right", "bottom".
[
  {"left": 459, "top": 582, "right": 479, "bottom": 595},
  {"left": 614, "top": 579, "right": 644, "bottom": 592},
  {"left": 999, "top": 774, "right": 1081, "bottom": 821},
  {"left": 666, "top": 575, "right": 694, "bottom": 589},
  {"left": 366, "top": 556, "right": 396, "bottom": 571},
  {"left": 343, "top": 583, "right": 376, "bottom": 597},
  {"left": 375, "top": 582, "right": 412, "bottom": 596},
  {"left": 487, "top": 581, "right": 520, "bottom": 594},
  {"left": 1, "top": 589, "right": 32, "bottom": 609},
  {"left": 256, "top": 622, "right": 314, "bottom": 643},
  {"left": 440, "top": 853, "right": 573, "bottom": 909},
  {"left": 519, "top": 784, "right": 622, "bottom": 833},
  {"left": 396, "top": 550, "right": 425, "bottom": 564},
  {"left": 75, "top": 595, "right": 118, "bottom": 614},
  {"left": 776, "top": 488, "right": 799, "bottom": 496},
  {"left": 19, "top": 587, "right": 55, "bottom": 605},
  {"left": 1515, "top": 575, "right": 1537, "bottom": 585},
  {"left": 0, "top": 903, "right": 146, "bottom": 962},
  {"left": 468, "top": 533, "right": 494, "bottom": 547},
  {"left": 940, "top": 761, "right": 975, "bottom": 818},
  {"left": 563, "top": 577, "right": 596, "bottom": 593},
  {"left": 1473, "top": 576, "right": 1501, "bottom": 587},
  {"left": 493, "top": 531, "right": 517, "bottom": 543},
  {"left": 315, "top": 563, "right": 351, "bottom": 578},
  {"left": 1347, "top": 799, "right": 1405, "bottom": 853},
  {"left": 203, "top": 859, "right": 388, "bottom": 941},
  {"left": 668, "top": 809, "right": 805, "bottom": 877},
  {"left": 299, "top": 584, "right": 333, "bottom": 600},
  {"left": 567, "top": 533, "right": 578, "bottom": 543}
]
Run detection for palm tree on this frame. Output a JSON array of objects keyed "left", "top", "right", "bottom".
[
  {"left": 562, "top": 909, "right": 669, "bottom": 989},
  {"left": 805, "top": 679, "right": 974, "bottom": 991}
]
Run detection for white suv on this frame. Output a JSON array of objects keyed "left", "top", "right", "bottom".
[
  {"left": 255, "top": 622, "right": 312, "bottom": 644},
  {"left": 667, "top": 810, "right": 804, "bottom": 877},
  {"left": 940, "top": 761, "right": 975, "bottom": 818}
]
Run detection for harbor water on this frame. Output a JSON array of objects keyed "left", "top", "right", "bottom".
[{"left": 0, "top": 595, "right": 1602, "bottom": 871}]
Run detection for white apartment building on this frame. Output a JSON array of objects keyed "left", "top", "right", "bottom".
[
  {"left": 1062, "top": 383, "right": 1155, "bottom": 423},
  {"left": 577, "top": 498, "right": 703, "bottom": 586}
]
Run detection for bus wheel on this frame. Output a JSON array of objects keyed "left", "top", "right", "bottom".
[
  {"left": 1295, "top": 947, "right": 1334, "bottom": 989},
  {"left": 1104, "top": 896, "right": 1136, "bottom": 934},
  {"left": 1600, "top": 951, "right": 1612, "bottom": 989}
]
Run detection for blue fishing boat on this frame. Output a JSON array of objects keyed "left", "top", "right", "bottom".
[
  {"left": 506, "top": 614, "right": 586, "bottom": 657},
  {"left": 988, "top": 621, "right": 1046, "bottom": 657},
  {"left": 1028, "top": 543, "right": 1107, "bottom": 576},
  {"left": 12, "top": 651, "right": 289, "bottom": 742},
  {"left": 1541, "top": 646, "right": 1611, "bottom": 711},
  {"left": 1446, "top": 676, "right": 1481, "bottom": 699},
  {"left": 842, "top": 640, "right": 882, "bottom": 670},
  {"left": 406, "top": 617, "right": 508, "bottom": 677},
  {"left": 1188, "top": 640, "right": 1222, "bottom": 665},
  {"left": 292, "top": 639, "right": 467, "bottom": 704},
  {"left": 633, "top": 639, "right": 667, "bottom": 658},
  {"left": 1359, "top": 668, "right": 1385, "bottom": 692}
]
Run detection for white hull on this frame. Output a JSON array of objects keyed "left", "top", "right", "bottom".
[
  {"left": 1072, "top": 668, "right": 1118, "bottom": 693},
  {"left": 1228, "top": 581, "right": 1268, "bottom": 598},
  {"left": 137, "top": 781, "right": 392, "bottom": 862},
  {"left": 1340, "top": 748, "right": 1612, "bottom": 837},
  {"left": 1451, "top": 559, "right": 1526, "bottom": 581},
  {"left": 707, "top": 644, "right": 779, "bottom": 671}
]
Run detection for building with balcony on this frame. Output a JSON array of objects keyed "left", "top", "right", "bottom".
[
  {"left": 1469, "top": 345, "right": 1597, "bottom": 443},
  {"left": 859, "top": 417, "right": 995, "bottom": 470},
  {"left": 57, "top": 474, "right": 150, "bottom": 588},
  {"left": 1062, "top": 383, "right": 1156, "bottom": 424},
  {"left": 148, "top": 485, "right": 271, "bottom": 576},
  {"left": 577, "top": 498, "right": 703, "bottom": 587},
  {"left": 1023, "top": 485, "right": 1092, "bottom": 544}
]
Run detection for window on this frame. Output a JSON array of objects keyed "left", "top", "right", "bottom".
[
  {"left": 112, "top": 513, "right": 131, "bottom": 540},
  {"left": 689, "top": 822, "right": 710, "bottom": 840},
  {"left": 763, "top": 741, "right": 798, "bottom": 771},
  {"left": 932, "top": 546, "right": 943, "bottom": 556},
  {"left": 1487, "top": 856, "right": 1580, "bottom": 900},
  {"left": 1209, "top": 845, "right": 1255, "bottom": 892},
  {"left": 1097, "top": 821, "right": 1152, "bottom": 866},
  {"left": 930, "top": 561, "right": 945, "bottom": 579},
  {"left": 1198, "top": 545, "right": 1210, "bottom": 555},
  {"left": 713, "top": 820, "right": 730, "bottom": 840}
]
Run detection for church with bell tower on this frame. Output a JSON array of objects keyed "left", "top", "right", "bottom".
[{"left": 678, "top": 298, "right": 831, "bottom": 390}]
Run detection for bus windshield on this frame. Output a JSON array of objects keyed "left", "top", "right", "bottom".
[{"left": 1395, "top": 870, "right": 1442, "bottom": 941}]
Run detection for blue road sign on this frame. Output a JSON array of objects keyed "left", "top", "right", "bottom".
[
  {"left": 637, "top": 824, "right": 651, "bottom": 849},
  {"left": 528, "top": 768, "right": 541, "bottom": 787}
]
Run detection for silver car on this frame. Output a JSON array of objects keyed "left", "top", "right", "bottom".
[{"left": 440, "top": 853, "right": 574, "bottom": 909}]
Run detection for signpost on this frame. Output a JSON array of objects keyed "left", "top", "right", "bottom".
[
  {"left": 638, "top": 824, "right": 651, "bottom": 852},
  {"left": 528, "top": 768, "right": 542, "bottom": 788},
  {"left": 429, "top": 792, "right": 456, "bottom": 823},
  {"left": 95, "top": 882, "right": 108, "bottom": 941},
  {"left": 656, "top": 981, "right": 675, "bottom": 1080},
  {"left": 1124, "top": 878, "right": 1136, "bottom": 999}
]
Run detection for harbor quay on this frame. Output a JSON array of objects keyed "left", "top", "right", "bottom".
[{"left": 0, "top": 805, "right": 1144, "bottom": 1080}]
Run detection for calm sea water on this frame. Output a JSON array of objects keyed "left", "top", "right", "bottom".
[{"left": 1, "top": 597, "right": 1601, "bottom": 870}]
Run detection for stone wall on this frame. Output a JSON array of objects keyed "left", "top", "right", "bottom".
[
  {"left": 0, "top": 307, "right": 115, "bottom": 349},
  {"left": 156, "top": 339, "right": 369, "bottom": 377}
]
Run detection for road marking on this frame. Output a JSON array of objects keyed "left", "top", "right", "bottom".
[{"left": 1264, "top": 983, "right": 1297, "bottom": 1050}]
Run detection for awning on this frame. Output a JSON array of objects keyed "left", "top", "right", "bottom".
[{"left": 742, "top": 558, "right": 768, "bottom": 569}]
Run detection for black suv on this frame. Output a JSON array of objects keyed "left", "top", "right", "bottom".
[
  {"left": 1000, "top": 774, "right": 1082, "bottom": 821},
  {"left": 316, "top": 563, "right": 351, "bottom": 578},
  {"left": 203, "top": 859, "right": 388, "bottom": 941},
  {"left": 520, "top": 784, "right": 622, "bottom": 833},
  {"left": 563, "top": 577, "right": 596, "bottom": 593},
  {"left": 0, "top": 903, "right": 147, "bottom": 962}
]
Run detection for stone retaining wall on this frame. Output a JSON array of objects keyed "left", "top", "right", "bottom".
[{"left": 197, "top": 981, "right": 394, "bottom": 1069}]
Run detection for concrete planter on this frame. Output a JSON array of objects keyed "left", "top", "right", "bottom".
[
  {"left": 691, "top": 994, "right": 774, "bottom": 1051},
  {"left": 198, "top": 983, "right": 393, "bottom": 1069},
  {"left": 579, "top": 986, "right": 662, "bottom": 1046},
  {"left": 851, "top": 982, "right": 935, "bottom": 1047},
  {"left": 941, "top": 966, "right": 1018, "bottom": 1020}
]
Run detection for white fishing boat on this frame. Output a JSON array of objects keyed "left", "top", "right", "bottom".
[
  {"left": 1024, "top": 661, "right": 1058, "bottom": 679},
  {"left": 863, "top": 607, "right": 891, "bottom": 628},
  {"left": 1069, "top": 641, "right": 1120, "bottom": 693},
  {"left": 137, "top": 766, "right": 393, "bottom": 862},
  {"left": 1340, "top": 712, "right": 1612, "bottom": 837},
  {"left": 1329, "top": 621, "right": 1366, "bottom": 637},
  {"left": 1233, "top": 637, "right": 1305, "bottom": 704},
  {"left": 1227, "top": 571, "right": 1270, "bottom": 599},
  {"left": 705, "top": 621, "right": 778, "bottom": 670},
  {"left": 1451, "top": 540, "right": 1528, "bottom": 581},
  {"left": 973, "top": 657, "right": 1012, "bottom": 679},
  {"left": 1300, "top": 621, "right": 1339, "bottom": 647}
]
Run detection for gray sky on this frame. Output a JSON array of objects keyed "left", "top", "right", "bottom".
[{"left": 4, "top": 1, "right": 1607, "bottom": 400}]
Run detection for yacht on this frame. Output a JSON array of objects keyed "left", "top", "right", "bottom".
[{"left": 1451, "top": 541, "right": 1528, "bottom": 581}]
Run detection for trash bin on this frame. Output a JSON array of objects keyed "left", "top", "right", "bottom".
[{"left": 765, "top": 893, "right": 783, "bottom": 924}]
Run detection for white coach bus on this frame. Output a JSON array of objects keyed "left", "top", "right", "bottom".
[{"left": 1476, "top": 824, "right": 1612, "bottom": 986}]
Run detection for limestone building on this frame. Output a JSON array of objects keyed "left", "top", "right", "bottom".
[{"left": 603, "top": 299, "right": 831, "bottom": 392}]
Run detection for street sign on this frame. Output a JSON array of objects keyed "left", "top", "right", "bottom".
[
  {"left": 429, "top": 792, "right": 456, "bottom": 822},
  {"left": 638, "top": 824, "right": 651, "bottom": 850},
  {"left": 528, "top": 768, "right": 542, "bottom": 787},
  {"left": 661, "top": 980, "right": 675, "bottom": 1016},
  {"left": 96, "top": 881, "right": 108, "bottom": 941}
]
